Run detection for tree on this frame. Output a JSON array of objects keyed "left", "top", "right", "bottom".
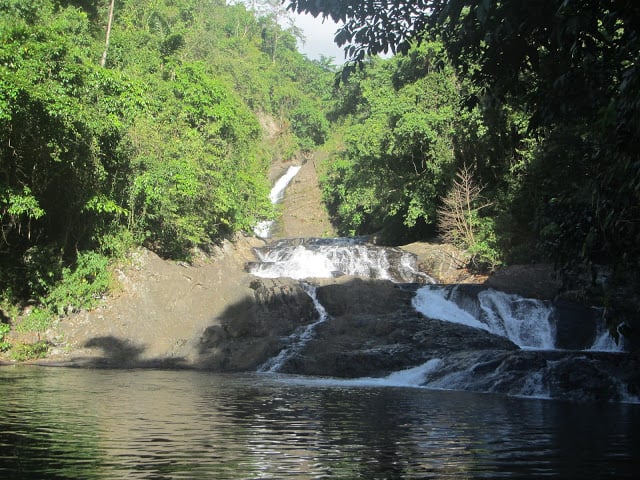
[
  {"left": 321, "top": 42, "right": 460, "bottom": 242},
  {"left": 292, "top": 0, "right": 640, "bottom": 340},
  {"left": 249, "top": 0, "right": 304, "bottom": 63},
  {"left": 437, "top": 165, "right": 498, "bottom": 270},
  {"left": 100, "top": 0, "right": 116, "bottom": 67},
  {"left": 290, "top": 0, "right": 640, "bottom": 266}
]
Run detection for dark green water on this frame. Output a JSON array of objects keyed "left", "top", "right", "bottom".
[{"left": 1, "top": 366, "right": 638, "bottom": 479}]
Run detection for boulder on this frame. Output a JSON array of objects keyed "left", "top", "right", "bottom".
[{"left": 484, "top": 263, "right": 563, "bottom": 299}]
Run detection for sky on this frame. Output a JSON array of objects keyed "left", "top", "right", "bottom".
[
  {"left": 230, "top": 1, "right": 347, "bottom": 64},
  {"left": 291, "top": 12, "right": 346, "bottom": 64}
]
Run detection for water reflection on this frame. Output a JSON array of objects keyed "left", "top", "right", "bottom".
[{"left": 1, "top": 367, "right": 639, "bottom": 479}]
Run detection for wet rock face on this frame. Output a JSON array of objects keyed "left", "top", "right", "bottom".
[
  {"left": 314, "top": 278, "right": 416, "bottom": 317},
  {"left": 48, "top": 238, "right": 638, "bottom": 403},
  {"left": 263, "top": 278, "right": 639, "bottom": 403},
  {"left": 552, "top": 300, "right": 599, "bottom": 350},
  {"left": 196, "top": 278, "right": 318, "bottom": 371},
  {"left": 277, "top": 278, "right": 519, "bottom": 378}
]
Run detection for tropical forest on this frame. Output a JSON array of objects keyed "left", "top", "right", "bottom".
[
  {"left": 2, "top": 1, "right": 640, "bottom": 477},
  {"left": 1, "top": 1, "right": 639, "bottom": 365}
]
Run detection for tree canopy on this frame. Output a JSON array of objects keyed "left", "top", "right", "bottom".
[
  {"left": 0, "top": 0, "right": 334, "bottom": 338},
  {"left": 293, "top": 0, "right": 640, "bottom": 270},
  {"left": 293, "top": 0, "right": 640, "bottom": 335}
]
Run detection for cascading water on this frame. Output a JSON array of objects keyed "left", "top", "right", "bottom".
[
  {"left": 412, "top": 284, "right": 623, "bottom": 352},
  {"left": 248, "top": 237, "right": 433, "bottom": 283},
  {"left": 248, "top": 164, "right": 634, "bottom": 401},
  {"left": 250, "top": 238, "right": 432, "bottom": 373},
  {"left": 258, "top": 282, "right": 328, "bottom": 373},
  {"left": 254, "top": 165, "right": 302, "bottom": 239}
]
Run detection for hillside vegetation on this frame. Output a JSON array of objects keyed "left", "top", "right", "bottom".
[
  {"left": 2, "top": 0, "right": 638, "bottom": 357},
  {"left": 0, "top": 0, "right": 333, "bottom": 353},
  {"left": 304, "top": 0, "right": 639, "bottom": 340}
]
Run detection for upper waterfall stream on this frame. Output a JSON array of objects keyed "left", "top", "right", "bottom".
[{"left": 254, "top": 165, "right": 302, "bottom": 239}]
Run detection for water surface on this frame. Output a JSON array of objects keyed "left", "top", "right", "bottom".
[{"left": 1, "top": 366, "right": 638, "bottom": 479}]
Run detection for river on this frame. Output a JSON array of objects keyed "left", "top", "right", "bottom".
[{"left": 1, "top": 366, "right": 639, "bottom": 479}]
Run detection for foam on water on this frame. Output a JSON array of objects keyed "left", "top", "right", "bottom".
[
  {"left": 252, "top": 245, "right": 339, "bottom": 279},
  {"left": 412, "top": 284, "right": 555, "bottom": 350},
  {"left": 250, "top": 238, "right": 430, "bottom": 283},
  {"left": 590, "top": 329, "right": 624, "bottom": 352},
  {"left": 477, "top": 289, "right": 555, "bottom": 349},
  {"left": 270, "top": 358, "right": 445, "bottom": 389},
  {"left": 269, "top": 165, "right": 302, "bottom": 203}
]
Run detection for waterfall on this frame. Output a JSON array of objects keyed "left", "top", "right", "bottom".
[
  {"left": 248, "top": 237, "right": 433, "bottom": 283},
  {"left": 258, "top": 283, "right": 328, "bottom": 373},
  {"left": 590, "top": 326, "right": 623, "bottom": 352},
  {"left": 246, "top": 165, "right": 630, "bottom": 400},
  {"left": 254, "top": 165, "right": 302, "bottom": 239},
  {"left": 252, "top": 238, "right": 431, "bottom": 373},
  {"left": 412, "top": 285, "right": 623, "bottom": 352},
  {"left": 477, "top": 289, "right": 555, "bottom": 350}
]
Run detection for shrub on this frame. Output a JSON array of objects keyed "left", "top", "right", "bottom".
[
  {"left": 10, "top": 341, "right": 50, "bottom": 361},
  {"left": 45, "top": 251, "right": 112, "bottom": 316},
  {"left": 0, "top": 323, "right": 11, "bottom": 352}
]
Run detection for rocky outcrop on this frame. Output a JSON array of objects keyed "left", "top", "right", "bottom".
[
  {"left": 43, "top": 237, "right": 319, "bottom": 369},
  {"left": 269, "top": 278, "right": 639, "bottom": 403},
  {"left": 485, "top": 263, "right": 563, "bottom": 299},
  {"left": 194, "top": 278, "right": 317, "bottom": 371},
  {"left": 42, "top": 245, "right": 640, "bottom": 403},
  {"left": 276, "top": 278, "right": 519, "bottom": 377},
  {"left": 400, "top": 241, "right": 484, "bottom": 284}
]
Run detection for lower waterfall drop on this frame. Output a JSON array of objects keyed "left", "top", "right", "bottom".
[
  {"left": 258, "top": 282, "right": 328, "bottom": 373},
  {"left": 412, "top": 284, "right": 624, "bottom": 352}
]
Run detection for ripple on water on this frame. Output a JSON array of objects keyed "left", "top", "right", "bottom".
[{"left": 1, "top": 367, "right": 639, "bottom": 479}]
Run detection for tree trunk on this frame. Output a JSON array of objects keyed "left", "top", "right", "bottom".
[{"left": 100, "top": 0, "right": 116, "bottom": 67}]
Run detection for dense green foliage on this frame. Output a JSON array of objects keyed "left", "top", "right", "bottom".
[
  {"left": 321, "top": 41, "right": 502, "bottom": 267},
  {"left": 293, "top": 0, "right": 640, "bottom": 335},
  {"left": 0, "top": 0, "right": 333, "bottom": 344},
  {"left": 323, "top": 43, "right": 458, "bottom": 239},
  {"left": 296, "top": 1, "right": 639, "bottom": 269}
]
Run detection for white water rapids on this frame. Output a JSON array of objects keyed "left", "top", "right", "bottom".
[
  {"left": 249, "top": 237, "right": 433, "bottom": 283},
  {"left": 413, "top": 286, "right": 556, "bottom": 350},
  {"left": 411, "top": 285, "right": 623, "bottom": 352}
]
